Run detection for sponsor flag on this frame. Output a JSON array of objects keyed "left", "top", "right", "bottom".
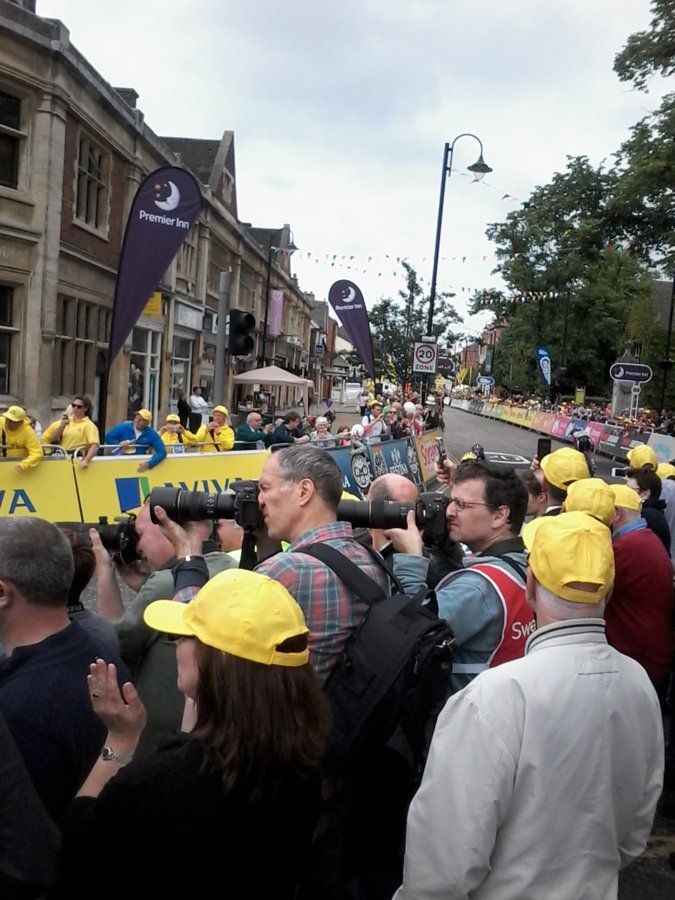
[
  {"left": 536, "top": 346, "right": 552, "bottom": 387},
  {"left": 328, "top": 280, "right": 375, "bottom": 377},
  {"left": 108, "top": 166, "right": 202, "bottom": 362}
]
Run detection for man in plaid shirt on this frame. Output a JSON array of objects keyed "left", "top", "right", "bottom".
[{"left": 255, "top": 445, "right": 389, "bottom": 684}]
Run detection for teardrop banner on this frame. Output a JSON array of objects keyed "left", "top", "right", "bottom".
[
  {"left": 108, "top": 166, "right": 203, "bottom": 362},
  {"left": 328, "top": 280, "right": 375, "bottom": 378}
]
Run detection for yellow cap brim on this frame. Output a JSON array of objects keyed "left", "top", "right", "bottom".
[
  {"left": 522, "top": 516, "right": 546, "bottom": 550},
  {"left": 143, "top": 599, "right": 194, "bottom": 636}
]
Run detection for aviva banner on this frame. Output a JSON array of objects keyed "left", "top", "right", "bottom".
[
  {"left": 0, "top": 458, "right": 80, "bottom": 519},
  {"left": 75, "top": 451, "right": 268, "bottom": 521}
]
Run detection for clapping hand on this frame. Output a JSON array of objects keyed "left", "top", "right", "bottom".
[{"left": 88, "top": 659, "right": 146, "bottom": 753}]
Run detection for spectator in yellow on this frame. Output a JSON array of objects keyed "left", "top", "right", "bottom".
[
  {"left": 42, "top": 395, "right": 100, "bottom": 470},
  {"left": 0, "top": 405, "right": 43, "bottom": 474},
  {"left": 195, "top": 405, "right": 234, "bottom": 453},
  {"left": 159, "top": 414, "right": 198, "bottom": 452}
]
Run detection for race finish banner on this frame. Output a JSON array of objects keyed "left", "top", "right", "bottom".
[
  {"left": 328, "top": 280, "right": 375, "bottom": 377},
  {"left": 109, "top": 167, "right": 203, "bottom": 362}
]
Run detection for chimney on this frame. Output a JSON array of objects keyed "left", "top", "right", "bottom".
[{"left": 114, "top": 88, "right": 139, "bottom": 109}]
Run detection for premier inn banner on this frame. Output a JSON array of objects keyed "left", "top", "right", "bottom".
[
  {"left": 109, "top": 167, "right": 202, "bottom": 361},
  {"left": 328, "top": 280, "right": 375, "bottom": 378}
]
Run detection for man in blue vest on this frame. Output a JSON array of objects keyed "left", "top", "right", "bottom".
[{"left": 105, "top": 409, "right": 167, "bottom": 472}]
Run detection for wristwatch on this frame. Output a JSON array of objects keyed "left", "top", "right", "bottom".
[{"left": 101, "top": 746, "right": 134, "bottom": 765}]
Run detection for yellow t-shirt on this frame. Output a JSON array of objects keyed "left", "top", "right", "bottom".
[
  {"left": 160, "top": 428, "right": 198, "bottom": 450},
  {"left": 195, "top": 423, "right": 234, "bottom": 453},
  {"left": 42, "top": 415, "right": 100, "bottom": 452},
  {"left": 0, "top": 417, "right": 43, "bottom": 470}
]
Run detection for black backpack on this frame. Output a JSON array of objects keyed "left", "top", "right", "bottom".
[
  {"left": 301, "top": 544, "right": 454, "bottom": 900},
  {"left": 302, "top": 543, "right": 455, "bottom": 777}
]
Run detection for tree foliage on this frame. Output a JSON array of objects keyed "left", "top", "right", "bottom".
[
  {"left": 471, "top": 3, "right": 675, "bottom": 400},
  {"left": 614, "top": 0, "right": 675, "bottom": 89},
  {"left": 368, "top": 262, "right": 463, "bottom": 383}
]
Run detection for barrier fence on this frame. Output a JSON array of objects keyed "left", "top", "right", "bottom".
[
  {"left": 450, "top": 399, "right": 662, "bottom": 463},
  {"left": 0, "top": 430, "right": 444, "bottom": 522}
]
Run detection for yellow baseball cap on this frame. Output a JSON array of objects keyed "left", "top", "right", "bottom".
[
  {"left": 656, "top": 462, "right": 675, "bottom": 480},
  {"left": 523, "top": 511, "right": 615, "bottom": 604},
  {"left": 460, "top": 452, "right": 478, "bottom": 462},
  {"left": 143, "top": 569, "right": 309, "bottom": 667},
  {"left": 341, "top": 490, "right": 360, "bottom": 501},
  {"left": 564, "top": 478, "right": 615, "bottom": 526},
  {"left": 212, "top": 405, "right": 229, "bottom": 417},
  {"left": 540, "top": 447, "right": 590, "bottom": 491},
  {"left": 611, "top": 483, "right": 642, "bottom": 512},
  {"left": 136, "top": 409, "right": 152, "bottom": 423},
  {"left": 626, "top": 443, "right": 657, "bottom": 470},
  {"left": 3, "top": 405, "right": 27, "bottom": 423},
  {"left": 165, "top": 414, "right": 181, "bottom": 424}
]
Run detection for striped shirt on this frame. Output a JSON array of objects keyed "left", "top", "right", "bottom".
[{"left": 255, "top": 521, "right": 389, "bottom": 684}]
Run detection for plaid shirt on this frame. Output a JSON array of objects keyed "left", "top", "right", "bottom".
[{"left": 255, "top": 522, "right": 389, "bottom": 684}]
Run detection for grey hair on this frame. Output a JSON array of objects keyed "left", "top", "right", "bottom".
[
  {"left": 0, "top": 518, "right": 74, "bottom": 607},
  {"left": 534, "top": 581, "right": 606, "bottom": 619},
  {"left": 276, "top": 445, "right": 343, "bottom": 510}
]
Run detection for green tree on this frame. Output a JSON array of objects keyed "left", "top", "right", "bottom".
[
  {"left": 614, "top": 0, "right": 675, "bottom": 89},
  {"left": 368, "top": 262, "right": 463, "bottom": 383}
]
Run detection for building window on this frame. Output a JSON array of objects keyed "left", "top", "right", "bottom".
[
  {"left": 75, "top": 134, "right": 109, "bottom": 231},
  {"left": 0, "top": 285, "right": 18, "bottom": 394},
  {"left": 127, "top": 328, "right": 161, "bottom": 420},
  {"left": 0, "top": 90, "right": 22, "bottom": 189},
  {"left": 170, "top": 336, "right": 193, "bottom": 411},
  {"left": 53, "top": 296, "right": 109, "bottom": 397}
]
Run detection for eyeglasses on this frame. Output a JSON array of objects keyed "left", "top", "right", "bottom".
[
  {"left": 72, "top": 403, "right": 84, "bottom": 409},
  {"left": 448, "top": 496, "right": 495, "bottom": 512}
]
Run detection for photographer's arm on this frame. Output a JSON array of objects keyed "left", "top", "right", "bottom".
[
  {"left": 90, "top": 530, "right": 124, "bottom": 621},
  {"left": 152, "top": 506, "right": 210, "bottom": 601}
]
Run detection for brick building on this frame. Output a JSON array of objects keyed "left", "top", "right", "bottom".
[{"left": 0, "top": 0, "right": 313, "bottom": 428}]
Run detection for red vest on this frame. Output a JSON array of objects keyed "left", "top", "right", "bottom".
[{"left": 450, "top": 563, "right": 535, "bottom": 678}]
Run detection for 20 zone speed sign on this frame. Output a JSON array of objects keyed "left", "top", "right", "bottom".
[{"left": 413, "top": 341, "right": 438, "bottom": 374}]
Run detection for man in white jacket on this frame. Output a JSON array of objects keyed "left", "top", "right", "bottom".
[{"left": 395, "top": 511, "right": 663, "bottom": 900}]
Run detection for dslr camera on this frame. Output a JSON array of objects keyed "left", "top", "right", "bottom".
[{"left": 56, "top": 515, "right": 139, "bottom": 565}]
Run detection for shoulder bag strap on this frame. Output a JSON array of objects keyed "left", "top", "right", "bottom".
[
  {"left": 360, "top": 543, "right": 405, "bottom": 594},
  {"left": 302, "top": 544, "right": 388, "bottom": 606},
  {"left": 490, "top": 553, "right": 526, "bottom": 581},
  {"left": 1, "top": 428, "right": 5, "bottom": 457}
]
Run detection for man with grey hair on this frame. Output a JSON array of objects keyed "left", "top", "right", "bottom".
[
  {"left": 0, "top": 518, "right": 128, "bottom": 820},
  {"left": 256, "top": 445, "right": 388, "bottom": 683},
  {"left": 395, "top": 511, "right": 663, "bottom": 899}
]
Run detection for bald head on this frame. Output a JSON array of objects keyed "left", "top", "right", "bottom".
[
  {"left": 246, "top": 411, "right": 263, "bottom": 429},
  {"left": 368, "top": 473, "right": 420, "bottom": 503}
]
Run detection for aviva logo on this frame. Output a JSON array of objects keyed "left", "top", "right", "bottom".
[
  {"left": 115, "top": 476, "right": 151, "bottom": 513},
  {"left": 114, "top": 477, "right": 233, "bottom": 513}
]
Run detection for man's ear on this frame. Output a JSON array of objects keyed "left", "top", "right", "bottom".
[
  {"left": 296, "top": 477, "right": 316, "bottom": 508},
  {"left": 0, "top": 579, "right": 14, "bottom": 610},
  {"left": 525, "top": 568, "right": 537, "bottom": 613}
]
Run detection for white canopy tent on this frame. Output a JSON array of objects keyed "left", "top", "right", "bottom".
[{"left": 232, "top": 365, "right": 314, "bottom": 412}]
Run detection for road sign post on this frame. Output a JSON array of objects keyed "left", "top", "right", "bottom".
[{"left": 413, "top": 341, "right": 438, "bottom": 375}]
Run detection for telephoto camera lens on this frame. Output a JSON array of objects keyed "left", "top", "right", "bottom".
[{"left": 148, "top": 487, "right": 236, "bottom": 524}]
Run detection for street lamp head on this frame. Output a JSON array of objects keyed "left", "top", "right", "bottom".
[{"left": 467, "top": 153, "right": 492, "bottom": 182}]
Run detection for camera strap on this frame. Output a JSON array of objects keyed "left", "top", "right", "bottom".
[
  {"left": 1, "top": 428, "right": 5, "bottom": 457},
  {"left": 210, "top": 430, "right": 222, "bottom": 452}
]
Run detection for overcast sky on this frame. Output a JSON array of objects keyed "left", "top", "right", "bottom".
[{"left": 40, "top": 0, "right": 668, "bottom": 339}]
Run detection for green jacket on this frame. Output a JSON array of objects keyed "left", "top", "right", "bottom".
[
  {"left": 235, "top": 423, "right": 273, "bottom": 447},
  {"left": 115, "top": 551, "right": 235, "bottom": 758}
]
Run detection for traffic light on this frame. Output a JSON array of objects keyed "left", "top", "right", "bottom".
[{"left": 229, "top": 309, "right": 256, "bottom": 356}]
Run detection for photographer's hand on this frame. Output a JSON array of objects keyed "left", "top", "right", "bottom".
[
  {"left": 152, "top": 505, "right": 202, "bottom": 558},
  {"left": 384, "top": 509, "right": 424, "bottom": 557},
  {"left": 435, "top": 458, "right": 456, "bottom": 487}
]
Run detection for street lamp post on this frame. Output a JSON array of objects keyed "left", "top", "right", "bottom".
[{"left": 425, "top": 134, "right": 491, "bottom": 395}]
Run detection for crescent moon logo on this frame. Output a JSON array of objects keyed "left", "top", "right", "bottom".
[
  {"left": 615, "top": 365, "right": 625, "bottom": 378},
  {"left": 154, "top": 181, "right": 181, "bottom": 212},
  {"left": 342, "top": 286, "right": 356, "bottom": 303}
]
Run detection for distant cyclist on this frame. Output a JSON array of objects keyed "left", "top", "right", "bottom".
[{"left": 471, "top": 442, "right": 486, "bottom": 461}]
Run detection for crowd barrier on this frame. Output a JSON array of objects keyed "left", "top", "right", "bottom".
[
  {"left": 0, "top": 429, "right": 445, "bottom": 522},
  {"left": 450, "top": 399, "right": 659, "bottom": 463}
]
